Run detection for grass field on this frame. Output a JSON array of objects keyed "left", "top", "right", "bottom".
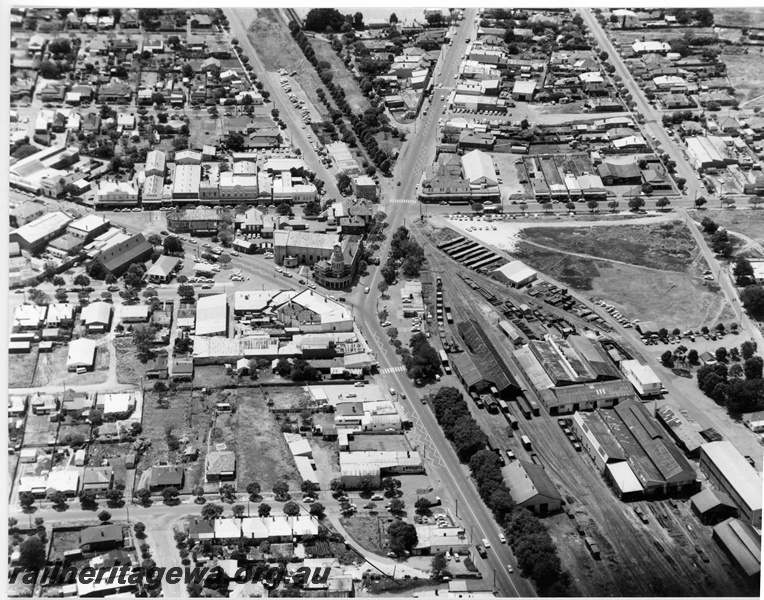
[
  {"left": 714, "top": 8, "right": 764, "bottom": 28},
  {"left": 520, "top": 221, "right": 700, "bottom": 272},
  {"left": 515, "top": 242, "right": 736, "bottom": 329},
  {"left": 236, "top": 398, "right": 302, "bottom": 492},
  {"left": 245, "top": 8, "right": 330, "bottom": 119},
  {"left": 9, "top": 349, "right": 38, "bottom": 388},
  {"left": 114, "top": 339, "right": 144, "bottom": 385},
  {"left": 339, "top": 515, "right": 387, "bottom": 555},
  {"left": 722, "top": 52, "right": 764, "bottom": 105},
  {"left": 312, "top": 38, "right": 370, "bottom": 114},
  {"left": 689, "top": 209, "right": 764, "bottom": 245}
]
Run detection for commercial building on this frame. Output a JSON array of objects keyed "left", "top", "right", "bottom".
[
  {"left": 529, "top": 335, "right": 621, "bottom": 388},
  {"left": 274, "top": 289, "right": 354, "bottom": 333},
  {"left": 511, "top": 80, "right": 537, "bottom": 101},
  {"left": 167, "top": 208, "right": 225, "bottom": 235},
  {"left": 655, "top": 404, "right": 705, "bottom": 457},
  {"left": 67, "top": 215, "right": 109, "bottom": 241},
  {"left": 339, "top": 451, "right": 424, "bottom": 489},
  {"left": 685, "top": 136, "right": 733, "bottom": 170},
  {"left": 93, "top": 233, "right": 153, "bottom": 276},
  {"left": 573, "top": 399, "right": 697, "bottom": 497},
  {"left": 172, "top": 164, "right": 202, "bottom": 199},
  {"left": 699, "top": 442, "right": 762, "bottom": 528},
  {"left": 491, "top": 261, "right": 537, "bottom": 288},
  {"left": 10, "top": 211, "right": 72, "bottom": 253},
  {"left": 273, "top": 230, "right": 341, "bottom": 266},
  {"left": 312, "top": 238, "right": 364, "bottom": 290},
  {"left": 352, "top": 175, "right": 377, "bottom": 201},
  {"left": 542, "top": 380, "right": 639, "bottom": 416},
  {"left": 620, "top": 359, "right": 663, "bottom": 396},
  {"left": 461, "top": 150, "right": 498, "bottom": 187},
  {"left": 195, "top": 293, "right": 228, "bottom": 336},
  {"left": 456, "top": 320, "right": 521, "bottom": 397},
  {"left": 505, "top": 460, "right": 563, "bottom": 514},
  {"left": 691, "top": 488, "right": 739, "bottom": 525},
  {"left": 95, "top": 181, "right": 139, "bottom": 207},
  {"left": 413, "top": 526, "right": 469, "bottom": 556}
]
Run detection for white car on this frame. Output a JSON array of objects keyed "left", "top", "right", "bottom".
[
  {"left": 499, "top": 533, "right": 506, "bottom": 544},
  {"left": 482, "top": 538, "right": 491, "bottom": 549},
  {"left": 275, "top": 267, "right": 283, "bottom": 273}
]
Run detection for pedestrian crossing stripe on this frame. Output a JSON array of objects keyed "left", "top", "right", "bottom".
[
  {"left": 387, "top": 199, "right": 418, "bottom": 204},
  {"left": 379, "top": 365, "right": 407, "bottom": 374}
]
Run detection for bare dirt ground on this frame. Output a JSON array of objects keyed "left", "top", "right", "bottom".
[
  {"left": 114, "top": 338, "right": 144, "bottom": 385},
  {"left": 32, "top": 344, "right": 110, "bottom": 388},
  {"left": 9, "top": 349, "right": 38, "bottom": 388}
]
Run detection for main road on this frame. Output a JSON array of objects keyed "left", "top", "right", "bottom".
[{"left": 342, "top": 10, "right": 535, "bottom": 597}]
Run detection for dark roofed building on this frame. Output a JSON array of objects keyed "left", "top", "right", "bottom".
[
  {"left": 457, "top": 320, "right": 521, "bottom": 397},
  {"left": 597, "top": 159, "right": 641, "bottom": 185},
  {"left": 692, "top": 488, "right": 739, "bottom": 525},
  {"left": 505, "top": 460, "right": 563, "bottom": 515},
  {"left": 147, "top": 464, "right": 184, "bottom": 492},
  {"left": 712, "top": 518, "right": 761, "bottom": 578},
  {"left": 80, "top": 524, "right": 123, "bottom": 552},
  {"left": 94, "top": 233, "right": 152, "bottom": 276},
  {"left": 146, "top": 356, "right": 169, "bottom": 379}
]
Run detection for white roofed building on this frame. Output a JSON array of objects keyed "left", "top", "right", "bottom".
[
  {"left": 461, "top": 150, "right": 498, "bottom": 187},
  {"left": 491, "top": 261, "right": 537, "bottom": 288},
  {"left": 67, "top": 338, "right": 96, "bottom": 371},
  {"left": 620, "top": 360, "right": 662, "bottom": 396},
  {"left": 195, "top": 293, "right": 228, "bottom": 336}
]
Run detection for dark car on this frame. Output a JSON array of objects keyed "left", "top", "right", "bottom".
[{"left": 160, "top": 230, "right": 169, "bottom": 236}]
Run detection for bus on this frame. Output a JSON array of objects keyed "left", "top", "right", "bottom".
[{"left": 438, "top": 349, "right": 449, "bottom": 366}]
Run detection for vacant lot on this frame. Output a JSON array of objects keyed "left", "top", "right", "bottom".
[
  {"left": 9, "top": 349, "right": 38, "bottom": 388},
  {"left": 722, "top": 52, "right": 764, "bottom": 105},
  {"left": 114, "top": 339, "right": 144, "bottom": 385},
  {"left": 714, "top": 8, "right": 764, "bottom": 28},
  {"left": 520, "top": 221, "right": 699, "bottom": 272},
  {"left": 265, "top": 386, "right": 313, "bottom": 411},
  {"left": 339, "top": 515, "right": 387, "bottom": 555},
  {"left": 24, "top": 413, "right": 58, "bottom": 445},
  {"left": 57, "top": 422, "right": 92, "bottom": 445},
  {"left": 515, "top": 243, "right": 734, "bottom": 328},
  {"left": 690, "top": 209, "right": 764, "bottom": 246},
  {"left": 350, "top": 434, "right": 411, "bottom": 453},
  {"left": 236, "top": 398, "right": 302, "bottom": 492},
  {"left": 312, "top": 38, "right": 370, "bottom": 114},
  {"left": 245, "top": 8, "right": 330, "bottom": 118},
  {"left": 188, "top": 115, "right": 222, "bottom": 152},
  {"left": 136, "top": 390, "right": 222, "bottom": 493},
  {"left": 33, "top": 344, "right": 110, "bottom": 388}
]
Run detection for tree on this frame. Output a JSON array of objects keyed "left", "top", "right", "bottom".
[
  {"left": 431, "top": 553, "right": 448, "bottom": 578},
  {"left": 39, "top": 60, "right": 61, "bottom": 79},
  {"left": 688, "top": 349, "right": 700, "bottom": 365},
  {"left": 741, "top": 341, "right": 757, "bottom": 360},
  {"left": 19, "top": 536, "right": 46, "bottom": 570},
  {"left": 715, "top": 347, "right": 728, "bottom": 363},
  {"left": 745, "top": 356, "right": 764, "bottom": 380},
  {"left": 310, "top": 502, "right": 325, "bottom": 518},
  {"left": 336, "top": 172, "right": 352, "bottom": 194},
  {"left": 696, "top": 196, "right": 707, "bottom": 209},
  {"left": 162, "top": 487, "right": 180, "bottom": 504},
  {"left": 247, "top": 482, "right": 261, "bottom": 500},
  {"left": 377, "top": 281, "right": 389, "bottom": 296},
  {"left": 276, "top": 203, "right": 293, "bottom": 217},
  {"left": 135, "top": 488, "right": 152, "bottom": 505},
  {"left": 387, "top": 520, "right": 418, "bottom": 555},
  {"left": 733, "top": 257, "right": 755, "bottom": 285},
  {"left": 661, "top": 350, "right": 674, "bottom": 367},
  {"left": 301, "top": 480, "right": 318, "bottom": 496},
  {"left": 729, "top": 363, "right": 744, "bottom": 379},
  {"left": 330, "top": 478, "right": 345, "bottom": 494},
  {"left": 52, "top": 276, "right": 66, "bottom": 287},
  {"left": 133, "top": 522, "right": 146, "bottom": 538},
  {"left": 232, "top": 504, "right": 245, "bottom": 518},
  {"left": 283, "top": 501, "right": 300, "bottom": 516},
  {"left": 273, "top": 481, "right": 289, "bottom": 499},
  {"left": 656, "top": 197, "right": 670, "bottom": 211},
  {"left": 358, "top": 476, "right": 374, "bottom": 496},
  {"left": 98, "top": 510, "right": 112, "bottom": 523},
  {"left": 741, "top": 285, "right": 764, "bottom": 319},
  {"left": 163, "top": 236, "right": 183, "bottom": 255},
  {"left": 201, "top": 503, "right": 225, "bottom": 522},
  {"left": 50, "top": 490, "right": 67, "bottom": 508},
  {"left": 258, "top": 503, "right": 272, "bottom": 517},
  {"left": 415, "top": 497, "right": 432, "bottom": 515},
  {"left": 382, "top": 477, "right": 401, "bottom": 497},
  {"left": 105, "top": 488, "right": 124, "bottom": 505},
  {"left": 628, "top": 196, "right": 645, "bottom": 211},
  {"left": 587, "top": 200, "right": 599, "bottom": 213},
  {"left": 389, "top": 498, "right": 405, "bottom": 514},
  {"left": 73, "top": 274, "right": 91, "bottom": 289}
]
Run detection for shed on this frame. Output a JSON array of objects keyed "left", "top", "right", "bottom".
[{"left": 692, "top": 488, "right": 739, "bottom": 525}]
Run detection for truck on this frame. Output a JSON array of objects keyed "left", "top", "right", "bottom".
[
  {"left": 498, "top": 399, "right": 509, "bottom": 414},
  {"left": 507, "top": 414, "right": 519, "bottom": 430},
  {"left": 585, "top": 537, "right": 601, "bottom": 559},
  {"left": 521, "top": 435, "right": 532, "bottom": 451}
]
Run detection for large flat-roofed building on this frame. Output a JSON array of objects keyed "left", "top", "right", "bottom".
[
  {"left": 167, "top": 208, "right": 225, "bottom": 235},
  {"left": 145, "top": 149, "right": 166, "bottom": 176},
  {"left": 326, "top": 142, "right": 362, "bottom": 175},
  {"left": 93, "top": 233, "right": 153, "bottom": 277},
  {"left": 620, "top": 359, "right": 662, "bottom": 396},
  {"left": 67, "top": 338, "right": 97, "bottom": 371},
  {"left": 685, "top": 136, "right": 732, "bottom": 170},
  {"left": 172, "top": 164, "right": 202, "bottom": 199},
  {"left": 461, "top": 150, "right": 498, "bottom": 186},
  {"left": 95, "top": 181, "right": 139, "bottom": 207},
  {"left": 67, "top": 215, "right": 109, "bottom": 241},
  {"left": 273, "top": 230, "right": 341, "bottom": 266},
  {"left": 699, "top": 441, "right": 762, "bottom": 528},
  {"left": 573, "top": 399, "right": 697, "bottom": 497},
  {"left": 339, "top": 451, "right": 424, "bottom": 489},
  {"left": 505, "top": 460, "right": 563, "bottom": 514},
  {"left": 195, "top": 293, "right": 228, "bottom": 336},
  {"left": 10, "top": 210, "right": 72, "bottom": 253},
  {"left": 275, "top": 289, "right": 353, "bottom": 333},
  {"left": 491, "top": 260, "right": 537, "bottom": 288},
  {"left": 352, "top": 175, "right": 377, "bottom": 201},
  {"left": 543, "top": 379, "right": 639, "bottom": 416}
]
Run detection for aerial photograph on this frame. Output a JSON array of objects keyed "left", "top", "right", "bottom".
[{"left": 6, "top": 5, "right": 764, "bottom": 598}]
